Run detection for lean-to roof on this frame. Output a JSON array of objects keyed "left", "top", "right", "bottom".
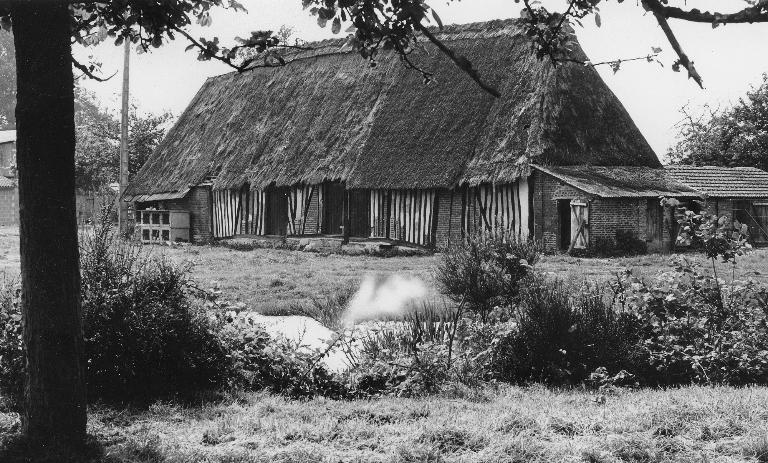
[
  {"left": 125, "top": 19, "right": 659, "bottom": 199},
  {"left": 534, "top": 165, "right": 700, "bottom": 198}
]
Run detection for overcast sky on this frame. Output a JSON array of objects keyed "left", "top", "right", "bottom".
[{"left": 77, "top": 0, "right": 768, "bottom": 162}]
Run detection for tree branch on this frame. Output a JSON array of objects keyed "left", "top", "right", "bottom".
[
  {"left": 413, "top": 22, "right": 500, "bottom": 98},
  {"left": 645, "top": 0, "right": 703, "bottom": 88},
  {"left": 71, "top": 56, "right": 116, "bottom": 82},
  {"left": 646, "top": 0, "right": 768, "bottom": 24}
]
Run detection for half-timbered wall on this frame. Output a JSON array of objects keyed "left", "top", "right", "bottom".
[
  {"left": 365, "top": 189, "right": 437, "bottom": 246},
  {"left": 464, "top": 180, "right": 530, "bottom": 239},
  {"left": 212, "top": 187, "right": 266, "bottom": 238},
  {"left": 287, "top": 184, "right": 323, "bottom": 235}
]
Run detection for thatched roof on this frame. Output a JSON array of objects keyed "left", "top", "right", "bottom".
[
  {"left": 534, "top": 165, "right": 699, "bottom": 198},
  {"left": 665, "top": 166, "right": 768, "bottom": 198},
  {"left": 125, "top": 19, "right": 659, "bottom": 199}
]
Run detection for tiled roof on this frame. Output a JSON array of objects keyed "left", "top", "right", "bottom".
[
  {"left": 533, "top": 165, "right": 700, "bottom": 198},
  {"left": 0, "top": 130, "right": 15, "bottom": 145},
  {"left": 665, "top": 166, "right": 768, "bottom": 198}
]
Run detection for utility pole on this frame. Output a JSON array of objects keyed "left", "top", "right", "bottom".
[{"left": 119, "top": 38, "right": 130, "bottom": 236}]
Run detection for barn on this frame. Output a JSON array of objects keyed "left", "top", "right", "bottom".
[{"left": 125, "top": 19, "right": 684, "bottom": 252}]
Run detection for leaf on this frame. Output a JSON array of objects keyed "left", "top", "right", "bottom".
[
  {"left": 331, "top": 17, "right": 341, "bottom": 35},
  {"left": 651, "top": 46, "right": 662, "bottom": 54},
  {"left": 594, "top": 13, "right": 601, "bottom": 28}
]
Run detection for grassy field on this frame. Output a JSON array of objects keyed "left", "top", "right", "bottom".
[
  {"left": 3, "top": 229, "right": 768, "bottom": 461},
  {"left": 0, "top": 226, "right": 767, "bottom": 313},
  {"left": 3, "top": 386, "right": 768, "bottom": 462}
]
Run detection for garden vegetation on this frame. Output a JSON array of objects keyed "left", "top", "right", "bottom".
[{"left": 2, "top": 206, "right": 768, "bottom": 410}]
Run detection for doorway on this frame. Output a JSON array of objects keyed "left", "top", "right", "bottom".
[
  {"left": 264, "top": 186, "right": 288, "bottom": 236},
  {"left": 322, "top": 182, "right": 345, "bottom": 235},
  {"left": 558, "top": 200, "right": 570, "bottom": 250}
]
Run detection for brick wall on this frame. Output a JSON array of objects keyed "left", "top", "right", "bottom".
[
  {"left": 589, "top": 198, "right": 646, "bottom": 243},
  {"left": 302, "top": 187, "right": 322, "bottom": 234},
  {"left": 0, "top": 187, "right": 18, "bottom": 225},
  {"left": 187, "top": 186, "right": 212, "bottom": 243},
  {"left": 433, "top": 188, "right": 464, "bottom": 247}
]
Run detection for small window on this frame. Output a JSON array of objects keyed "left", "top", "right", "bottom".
[
  {"left": 162, "top": 213, "right": 170, "bottom": 225},
  {"left": 151, "top": 213, "right": 160, "bottom": 224},
  {"left": 142, "top": 229, "right": 150, "bottom": 241},
  {"left": 151, "top": 229, "right": 160, "bottom": 240},
  {"left": 161, "top": 230, "right": 170, "bottom": 241}
]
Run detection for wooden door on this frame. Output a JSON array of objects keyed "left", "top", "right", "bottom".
[
  {"left": 557, "top": 200, "right": 571, "bottom": 250},
  {"left": 265, "top": 187, "right": 288, "bottom": 236},
  {"left": 349, "top": 189, "right": 371, "bottom": 238},
  {"left": 646, "top": 199, "right": 662, "bottom": 247},
  {"left": 570, "top": 201, "right": 589, "bottom": 250},
  {"left": 322, "top": 182, "right": 345, "bottom": 235}
]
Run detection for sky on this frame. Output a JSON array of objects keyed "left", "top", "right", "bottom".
[{"left": 77, "top": 0, "right": 768, "bottom": 162}]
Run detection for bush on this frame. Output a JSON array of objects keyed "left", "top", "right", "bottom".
[
  {"left": 465, "top": 274, "right": 641, "bottom": 385},
  {"left": 0, "top": 281, "right": 22, "bottom": 409},
  {"left": 590, "top": 230, "right": 647, "bottom": 257},
  {"left": 80, "top": 222, "right": 230, "bottom": 402},
  {"left": 219, "top": 311, "right": 346, "bottom": 398},
  {"left": 435, "top": 233, "right": 540, "bottom": 320},
  {"left": 617, "top": 259, "right": 768, "bottom": 385}
]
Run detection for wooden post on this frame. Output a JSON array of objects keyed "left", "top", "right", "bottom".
[
  {"left": 342, "top": 189, "right": 350, "bottom": 243},
  {"left": 118, "top": 39, "right": 130, "bottom": 236}
]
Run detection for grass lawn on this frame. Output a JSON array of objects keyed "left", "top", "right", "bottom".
[
  {"left": 3, "top": 386, "right": 768, "bottom": 462},
  {"left": 0, "top": 226, "right": 767, "bottom": 313}
]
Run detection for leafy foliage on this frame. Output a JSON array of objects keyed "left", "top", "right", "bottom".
[
  {"left": 435, "top": 233, "right": 540, "bottom": 320},
  {"left": 669, "top": 74, "right": 768, "bottom": 172},
  {"left": 217, "top": 311, "right": 346, "bottom": 398},
  {"left": 0, "top": 30, "right": 13, "bottom": 130},
  {"left": 79, "top": 218, "right": 229, "bottom": 402},
  {"left": 0, "top": 281, "right": 22, "bottom": 409},
  {"left": 74, "top": 88, "right": 172, "bottom": 191},
  {"left": 617, "top": 259, "right": 768, "bottom": 385}
]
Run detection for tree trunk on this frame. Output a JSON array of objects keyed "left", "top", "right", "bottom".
[{"left": 11, "top": 2, "right": 86, "bottom": 448}]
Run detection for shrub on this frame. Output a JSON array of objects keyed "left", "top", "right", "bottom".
[
  {"left": 617, "top": 259, "right": 768, "bottom": 385},
  {"left": 435, "top": 233, "right": 540, "bottom": 320},
  {"left": 469, "top": 274, "right": 641, "bottom": 385},
  {"left": 615, "top": 230, "right": 648, "bottom": 255},
  {"left": 219, "top": 311, "right": 346, "bottom": 398},
  {"left": 590, "top": 230, "right": 647, "bottom": 257},
  {"left": 0, "top": 281, "right": 22, "bottom": 409},
  {"left": 80, "top": 222, "right": 229, "bottom": 402}
]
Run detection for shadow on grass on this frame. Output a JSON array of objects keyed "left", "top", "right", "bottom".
[{"left": 0, "top": 433, "right": 113, "bottom": 463}]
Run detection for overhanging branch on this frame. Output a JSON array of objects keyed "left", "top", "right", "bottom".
[
  {"left": 645, "top": 0, "right": 704, "bottom": 88},
  {"left": 648, "top": 0, "right": 768, "bottom": 24},
  {"left": 71, "top": 56, "right": 116, "bottom": 82},
  {"left": 413, "top": 22, "right": 500, "bottom": 98}
]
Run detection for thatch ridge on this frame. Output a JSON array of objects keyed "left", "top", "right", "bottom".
[{"left": 125, "top": 18, "right": 659, "bottom": 198}]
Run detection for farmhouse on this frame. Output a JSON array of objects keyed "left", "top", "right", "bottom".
[
  {"left": 126, "top": 19, "right": 689, "bottom": 252},
  {"left": 666, "top": 166, "right": 768, "bottom": 245}
]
